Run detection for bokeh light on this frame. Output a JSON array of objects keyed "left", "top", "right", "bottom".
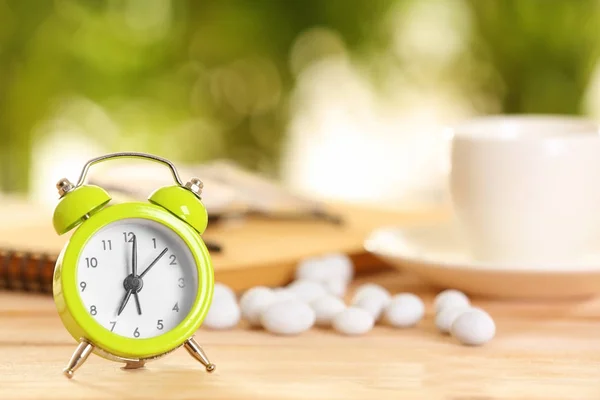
[{"left": 0, "top": 0, "right": 598, "bottom": 210}]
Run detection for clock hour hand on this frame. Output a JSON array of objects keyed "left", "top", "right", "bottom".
[
  {"left": 139, "top": 247, "right": 168, "bottom": 279},
  {"left": 117, "top": 289, "right": 133, "bottom": 316},
  {"left": 133, "top": 292, "right": 142, "bottom": 315}
]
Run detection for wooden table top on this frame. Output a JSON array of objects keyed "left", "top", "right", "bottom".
[{"left": 2, "top": 270, "right": 600, "bottom": 400}]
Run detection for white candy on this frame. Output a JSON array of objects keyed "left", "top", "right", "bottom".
[
  {"left": 286, "top": 280, "right": 328, "bottom": 303},
  {"left": 309, "top": 295, "right": 346, "bottom": 326},
  {"left": 240, "top": 286, "right": 277, "bottom": 327},
  {"left": 351, "top": 284, "right": 391, "bottom": 321},
  {"left": 435, "top": 305, "right": 471, "bottom": 334},
  {"left": 260, "top": 299, "right": 316, "bottom": 335},
  {"left": 434, "top": 289, "right": 470, "bottom": 314},
  {"left": 353, "top": 296, "right": 386, "bottom": 321},
  {"left": 451, "top": 309, "right": 496, "bottom": 346},
  {"left": 322, "top": 279, "right": 348, "bottom": 298},
  {"left": 320, "top": 253, "right": 354, "bottom": 283},
  {"left": 203, "top": 296, "right": 241, "bottom": 330},
  {"left": 295, "top": 258, "right": 331, "bottom": 282},
  {"left": 352, "top": 283, "right": 391, "bottom": 303},
  {"left": 272, "top": 288, "right": 298, "bottom": 302},
  {"left": 213, "top": 282, "right": 237, "bottom": 302},
  {"left": 383, "top": 293, "right": 425, "bottom": 328},
  {"left": 295, "top": 253, "right": 354, "bottom": 284},
  {"left": 332, "top": 307, "right": 375, "bottom": 336}
]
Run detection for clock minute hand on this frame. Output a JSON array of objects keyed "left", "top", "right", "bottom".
[
  {"left": 132, "top": 234, "right": 137, "bottom": 276},
  {"left": 139, "top": 247, "right": 169, "bottom": 279},
  {"left": 116, "top": 235, "right": 138, "bottom": 317}
]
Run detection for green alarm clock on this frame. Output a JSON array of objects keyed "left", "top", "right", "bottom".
[{"left": 52, "top": 152, "right": 216, "bottom": 378}]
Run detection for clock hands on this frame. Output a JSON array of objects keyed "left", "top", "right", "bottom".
[
  {"left": 130, "top": 235, "right": 142, "bottom": 315},
  {"left": 128, "top": 247, "right": 167, "bottom": 316},
  {"left": 132, "top": 234, "right": 137, "bottom": 276},
  {"left": 133, "top": 292, "right": 142, "bottom": 315},
  {"left": 115, "top": 240, "right": 168, "bottom": 317},
  {"left": 116, "top": 235, "right": 141, "bottom": 316},
  {"left": 139, "top": 247, "right": 168, "bottom": 279},
  {"left": 117, "top": 290, "right": 132, "bottom": 316}
]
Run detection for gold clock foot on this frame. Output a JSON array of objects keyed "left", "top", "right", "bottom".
[
  {"left": 123, "top": 360, "right": 146, "bottom": 370},
  {"left": 184, "top": 337, "right": 216, "bottom": 373},
  {"left": 63, "top": 340, "right": 94, "bottom": 379}
]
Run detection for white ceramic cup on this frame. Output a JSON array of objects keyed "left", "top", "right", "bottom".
[{"left": 449, "top": 115, "right": 600, "bottom": 266}]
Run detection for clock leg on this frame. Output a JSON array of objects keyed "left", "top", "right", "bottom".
[
  {"left": 63, "top": 340, "right": 94, "bottom": 379},
  {"left": 123, "top": 360, "right": 146, "bottom": 370},
  {"left": 184, "top": 338, "right": 216, "bottom": 373}
]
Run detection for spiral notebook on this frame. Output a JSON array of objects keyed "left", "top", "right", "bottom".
[{"left": 0, "top": 199, "right": 61, "bottom": 293}]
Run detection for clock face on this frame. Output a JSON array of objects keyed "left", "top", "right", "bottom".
[{"left": 76, "top": 218, "right": 199, "bottom": 339}]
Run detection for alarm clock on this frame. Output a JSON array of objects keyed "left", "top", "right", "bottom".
[{"left": 52, "top": 152, "right": 216, "bottom": 378}]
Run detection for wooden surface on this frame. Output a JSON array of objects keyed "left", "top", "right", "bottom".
[
  {"left": 0, "top": 199, "right": 447, "bottom": 291},
  {"left": 3, "top": 270, "right": 600, "bottom": 400}
]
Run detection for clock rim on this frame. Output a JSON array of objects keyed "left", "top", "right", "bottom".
[{"left": 53, "top": 201, "right": 214, "bottom": 360}]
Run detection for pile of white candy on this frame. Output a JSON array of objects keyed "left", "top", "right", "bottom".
[
  {"left": 433, "top": 289, "right": 495, "bottom": 345},
  {"left": 203, "top": 253, "right": 496, "bottom": 346}
]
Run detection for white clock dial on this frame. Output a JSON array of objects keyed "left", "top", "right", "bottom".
[{"left": 76, "top": 218, "right": 199, "bottom": 339}]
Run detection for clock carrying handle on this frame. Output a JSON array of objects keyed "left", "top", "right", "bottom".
[
  {"left": 75, "top": 152, "right": 184, "bottom": 188},
  {"left": 68, "top": 152, "right": 222, "bottom": 252}
]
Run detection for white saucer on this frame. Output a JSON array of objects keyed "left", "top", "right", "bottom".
[{"left": 364, "top": 222, "right": 600, "bottom": 299}]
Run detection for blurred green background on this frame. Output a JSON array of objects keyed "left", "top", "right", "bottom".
[{"left": 1, "top": 0, "right": 599, "bottom": 204}]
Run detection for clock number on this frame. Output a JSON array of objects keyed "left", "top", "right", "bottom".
[
  {"left": 172, "top": 302, "right": 179, "bottom": 312},
  {"left": 157, "top": 319, "right": 164, "bottom": 330},
  {"left": 178, "top": 278, "right": 185, "bottom": 288},
  {"left": 102, "top": 240, "right": 112, "bottom": 250},
  {"left": 152, "top": 238, "right": 157, "bottom": 249},
  {"left": 169, "top": 255, "right": 177, "bottom": 265},
  {"left": 123, "top": 232, "right": 134, "bottom": 242},
  {"left": 90, "top": 305, "right": 97, "bottom": 315},
  {"left": 80, "top": 281, "right": 86, "bottom": 292},
  {"left": 134, "top": 327, "right": 140, "bottom": 338},
  {"left": 85, "top": 257, "right": 98, "bottom": 268},
  {"left": 109, "top": 321, "right": 116, "bottom": 332}
]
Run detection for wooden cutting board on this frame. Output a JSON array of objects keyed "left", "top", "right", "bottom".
[
  {"left": 0, "top": 198, "right": 447, "bottom": 292},
  {"left": 205, "top": 202, "right": 447, "bottom": 290}
]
